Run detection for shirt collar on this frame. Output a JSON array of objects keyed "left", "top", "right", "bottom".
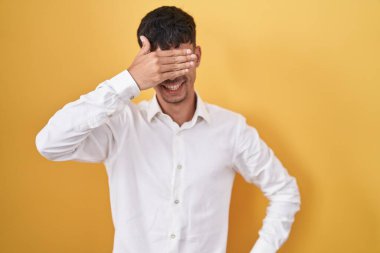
[{"left": 147, "top": 91, "right": 210, "bottom": 124}]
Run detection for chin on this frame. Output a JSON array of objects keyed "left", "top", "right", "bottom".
[{"left": 160, "top": 89, "right": 188, "bottom": 104}]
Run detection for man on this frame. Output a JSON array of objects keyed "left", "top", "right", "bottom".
[{"left": 35, "top": 6, "right": 301, "bottom": 253}]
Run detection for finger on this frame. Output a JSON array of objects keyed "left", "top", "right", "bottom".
[
  {"left": 156, "top": 48, "right": 192, "bottom": 57},
  {"left": 161, "top": 69, "right": 189, "bottom": 80},
  {"left": 159, "top": 54, "right": 197, "bottom": 65},
  {"left": 160, "top": 61, "right": 194, "bottom": 72},
  {"left": 137, "top": 36, "right": 151, "bottom": 56}
]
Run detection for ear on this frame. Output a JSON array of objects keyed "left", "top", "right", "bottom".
[{"left": 194, "top": 45, "right": 201, "bottom": 67}]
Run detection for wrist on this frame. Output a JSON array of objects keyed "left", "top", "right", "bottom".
[{"left": 126, "top": 68, "right": 142, "bottom": 91}]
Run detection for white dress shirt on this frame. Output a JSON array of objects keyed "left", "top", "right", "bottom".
[{"left": 35, "top": 69, "right": 301, "bottom": 253}]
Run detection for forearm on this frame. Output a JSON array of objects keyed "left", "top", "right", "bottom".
[
  {"left": 250, "top": 173, "right": 301, "bottom": 253},
  {"left": 35, "top": 70, "right": 140, "bottom": 162}
]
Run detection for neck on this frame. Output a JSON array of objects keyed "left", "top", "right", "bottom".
[{"left": 157, "top": 92, "right": 197, "bottom": 127}]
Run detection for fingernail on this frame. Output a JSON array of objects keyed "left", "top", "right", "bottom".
[{"left": 187, "top": 49, "right": 191, "bottom": 54}]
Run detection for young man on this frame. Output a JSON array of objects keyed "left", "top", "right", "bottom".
[{"left": 36, "top": 6, "right": 301, "bottom": 253}]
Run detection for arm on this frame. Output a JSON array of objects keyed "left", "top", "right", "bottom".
[
  {"left": 35, "top": 70, "right": 140, "bottom": 163},
  {"left": 35, "top": 35, "right": 196, "bottom": 163},
  {"left": 232, "top": 115, "right": 301, "bottom": 253}
]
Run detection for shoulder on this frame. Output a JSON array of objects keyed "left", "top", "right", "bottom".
[
  {"left": 204, "top": 102, "right": 247, "bottom": 129},
  {"left": 107, "top": 98, "right": 150, "bottom": 128},
  {"left": 121, "top": 98, "right": 150, "bottom": 116},
  {"left": 203, "top": 101, "right": 259, "bottom": 144}
]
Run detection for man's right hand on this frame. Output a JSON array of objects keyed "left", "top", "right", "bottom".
[{"left": 127, "top": 35, "right": 197, "bottom": 91}]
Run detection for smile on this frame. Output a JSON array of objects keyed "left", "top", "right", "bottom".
[{"left": 162, "top": 80, "right": 185, "bottom": 91}]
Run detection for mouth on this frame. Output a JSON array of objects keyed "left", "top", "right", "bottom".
[{"left": 161, "top": 78, "right": 186, "bottom": 93}]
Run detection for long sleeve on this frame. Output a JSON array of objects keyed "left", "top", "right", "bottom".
[
  {"left": 35, "top": 70, "right": 141, "bottom": 163},
  {"left": 232, "top": 115, "right": 301, "bottom": 253}
]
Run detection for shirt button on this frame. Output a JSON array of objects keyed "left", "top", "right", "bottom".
[
  {"left": 174, "top": 199, "right": 180, "bottom": 204},
  {"left": 177, "top": 164, "right": 182, "bottom": 170},
  {"left": 170, "top": 233, "right": 176, "bottom": 239}
]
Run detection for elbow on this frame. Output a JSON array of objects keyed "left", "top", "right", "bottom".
[
  {"left": 268, "top": 176, "right": 302, "bottom": 213},
  {"left": 35, "top": 129, "right": 77, "bottom": 162},
  {"left": 35, "top": 130, "right": 53, "bottom": 160},
  {"left": 35, "top": 129, "right": 64, "bottom": 161},
  {"left": 293, "top": 177, "right": 302, "bottom": 213}
]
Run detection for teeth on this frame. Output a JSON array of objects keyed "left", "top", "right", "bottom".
[{"left": 163, "top": 82, "right": 183, "bottom": 91}]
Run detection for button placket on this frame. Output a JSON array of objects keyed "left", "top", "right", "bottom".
[
  {"left": 173, "top": 163, "right": 182, "bottom": 207},
  {"left": 172, "top": 136, "right": 183, "bottom": 203},
  {"left": 167, "top": 131, "right": 183, "bottom": 251}
]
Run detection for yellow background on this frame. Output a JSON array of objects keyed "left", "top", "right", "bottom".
[{"left": 1, "top": 0, "right": 379, "bottom": 252}]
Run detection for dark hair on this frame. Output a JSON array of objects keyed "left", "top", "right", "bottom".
[{"left": 137, "top": 6, "right": 196, "bottom": 51}]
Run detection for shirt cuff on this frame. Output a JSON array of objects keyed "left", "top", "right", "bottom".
[
  {"left": 249, "top": 237, "right": 278, "bottom": 253},
  {"left": 108, "top": 69, "right": 141, "bottom": 100}
]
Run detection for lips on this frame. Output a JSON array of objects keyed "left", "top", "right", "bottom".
[
  {"left": 163, "top": 83, "right": 182, "bottom": 90},
  {"left": 161, "top": 79, "right": 186, "bottom": 92}
]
